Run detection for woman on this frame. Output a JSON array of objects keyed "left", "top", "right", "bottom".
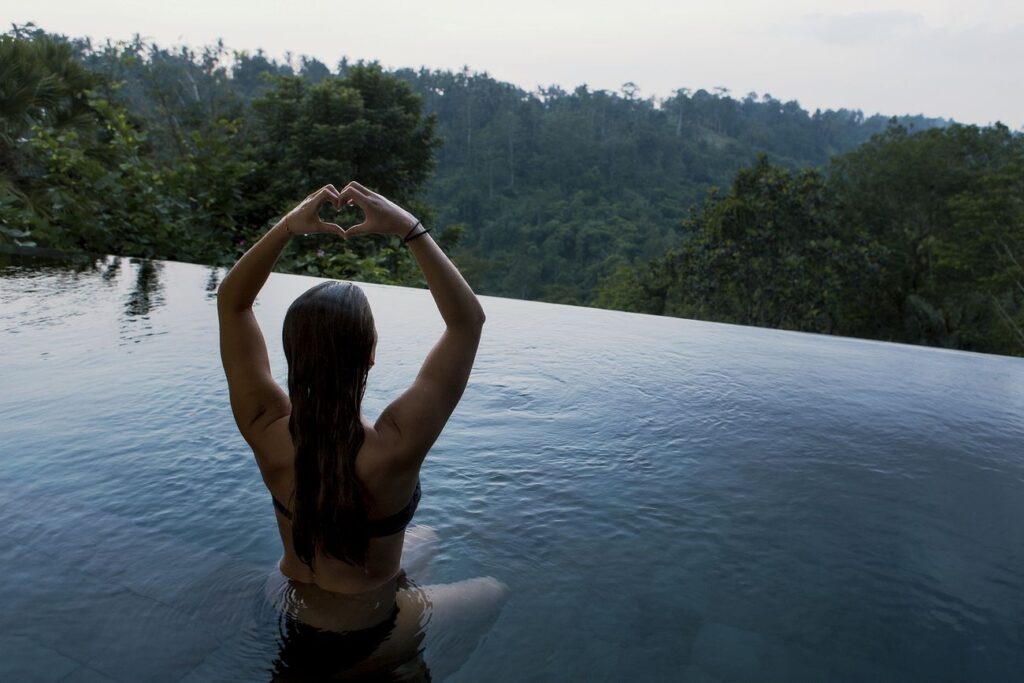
[{"left": 217, "top": 182, "right": 507, "bottom": 680}]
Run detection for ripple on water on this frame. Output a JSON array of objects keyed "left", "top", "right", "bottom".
[{"left": 2, "top": 254, "right": 1024, "bottom": 681}]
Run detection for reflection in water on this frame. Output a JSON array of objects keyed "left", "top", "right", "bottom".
[
  {"left": 247, "top": 562, "right": 508, "bottom": 682},
  {"left": 0, "top": 247, "right": 103, "bottom": 280},
  {"left": 261, "top": 571, "right": 431, "bottom": 682},
  {"left": 120, "top": 259, "right": 167, "bottom": 345},
  {"left": 205, "top": 267, "right": 222, "bottom": 300},
  {"left": 124, "top": 258, "right": 164, "bottom": 317},
  {"left": 102, "top": 256, "right": 121, "bottom": 282},
  {"left": 273, "top": 608, "right": 404, "bottom": 680},
  {"left": 0, "top": 250, "right": 109, "bottom": 334}
]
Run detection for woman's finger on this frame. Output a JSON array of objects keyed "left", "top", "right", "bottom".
[
  {"left": 338, "top": 186, "right": 370, "bottom": 209},
  {"left": 308, "top": 185, "right": 337, "bottom": 199},
  {"left": 349, "top": 181, "right": 381, "bottom": 200},
  {"left": 344, "top": 181, "right": 372, "bottom": 198},
  {"left": 344, "top": 221, "right": 371, "bottom": 238},
  {"left": 318, "top": 185, "right": 342, "bottom": 208},
  {"left": 302, "top": 187, "right": 339, "bottom": 212},
  {"left": 317, "top": 220, "right": 345, "bottom": 237}
]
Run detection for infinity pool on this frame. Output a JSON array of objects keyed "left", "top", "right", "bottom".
[{"left": 1, "top": 252, "right": 1023, "bottom": 682}]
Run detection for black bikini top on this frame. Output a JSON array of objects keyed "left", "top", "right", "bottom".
[{"left": 271, "top": 480, "right": 421, "bottom": 538}]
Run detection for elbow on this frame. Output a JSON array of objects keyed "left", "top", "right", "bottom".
[
  {"left": 215, "top": 281, "right": 231, "bottom": 313},
  {"left": 471, "top": 303, "right": 486, "bottom": 328},
  {"left": 215, "top": 279, "right": 245, "bottom": 315},
  {"left": 452, "top": 304, "right": 486, "bottom": 331}
]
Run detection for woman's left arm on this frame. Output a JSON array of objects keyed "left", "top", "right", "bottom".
[{"left": 218, "top": 185, "right": 343, "bottom": 446}]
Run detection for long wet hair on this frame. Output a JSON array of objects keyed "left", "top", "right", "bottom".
[{"left": 282, "top": 281, "right": 376, "bottom": 568}]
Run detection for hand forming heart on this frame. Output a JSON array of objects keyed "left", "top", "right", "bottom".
[{"left": 282, "top": 182, "right": 419, "bottom": 239}]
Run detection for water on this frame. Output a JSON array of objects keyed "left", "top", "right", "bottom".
[{"left": 1, "top": 252, "right": 1023, "bottom": 682}]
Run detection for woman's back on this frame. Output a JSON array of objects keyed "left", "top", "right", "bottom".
[{"left": 262, "top": 416, "right": 422, "bottom": 595}]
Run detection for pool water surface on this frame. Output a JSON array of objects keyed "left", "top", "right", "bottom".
[{"left": 1, "top": 253, "right": 1023, "bottom": 681}]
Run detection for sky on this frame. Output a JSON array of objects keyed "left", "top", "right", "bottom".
[{"left": 5, "top": 0, "right": 1022, "bottom": 127}]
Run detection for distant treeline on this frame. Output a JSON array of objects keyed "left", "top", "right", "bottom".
[
  {"left": 391, "top": 69, "right": 947, "bottom": 303},
  {"left": 1, "top": 25, "right": 1021, "bottom": 355}
]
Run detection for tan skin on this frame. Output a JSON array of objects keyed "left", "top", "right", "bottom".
[{"left": 217, "top": 182, "right": 486, "bottom": 651}]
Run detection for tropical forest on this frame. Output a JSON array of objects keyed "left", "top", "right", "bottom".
[{"left": 2, "top": 24, "right": 1022, "bottom": 355}]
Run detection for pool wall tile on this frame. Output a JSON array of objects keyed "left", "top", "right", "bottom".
[
  {"left": 78, "top": 590, "right": 226, "bottom": 682},
  {"left": 0, "top": 529, "right": 235, "bottom": 682},
  {"left": 0, "top": 635, "right": 81, "bottom": 683},
  {"left": 171, "top": 559, "right": 269, "bottom": 630},
  {"left": 680, "top": 665, "right": 724, "bottom": 683},
  {"left": 57, "top": 665, "right": 118, "bottom": 683},
  {"left": 688, "top": 620, "right": 771, "bottom": 682}
]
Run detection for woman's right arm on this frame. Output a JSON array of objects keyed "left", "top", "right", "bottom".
[{"left": 339, "top": 182, "right": 485, "bottom": 471}]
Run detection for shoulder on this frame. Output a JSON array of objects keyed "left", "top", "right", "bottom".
[
  {"left": 250, "top": 414, "right": 294, "bottom": 482},
  {"left": 359, "top": 415, "right": 421, "bottom": 486},
  {"left": 361, "top": 415, "right": 399, "bottom": 471},
  {"left": 368, "top": 409, "right": 426, "bottom": 475}
]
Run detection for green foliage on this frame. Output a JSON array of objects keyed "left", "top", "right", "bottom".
[
  {"left": 234, "top": 64, "right": 439, "bottom": 282},
  {"left": 604, "top": 157, "right": 865, "bottom": 333},
  {"left": 945, "top": 157, "right": 1024, "bottom": 350},
  {"left": 392, "top": 69, "right": 946, "bottom": 301},
  {"left": 825, "top": 124, "right": 1024, "bottom": 353},
  {"left": 0, "top": 31, "right": 170, "bottom": 254},
  {"left": 602, "top": 126, "right": 1024, "bottom": 356},
  {"left": 2, "top": 26, "right": 1020, "bottom": 356},
  {"left": 1, "top": 28, "right": 438, "bottom": 284},
  {"left": 593, "top": 257, "right": 672, "bottom": 314}
]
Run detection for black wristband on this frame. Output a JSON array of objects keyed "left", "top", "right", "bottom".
[
  {"left": 404, "top": 224, "right": 432, "bottom": 244},
  {"left": 403, "top": 221, "right": 422, "bottom": 241}
]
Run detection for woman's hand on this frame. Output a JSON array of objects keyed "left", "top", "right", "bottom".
[
  {"left": 337, "top": 181, "right": 419, "bottom": 238},
  {"left": 282, "top": 185, "right": 346, "bottom": 237}
]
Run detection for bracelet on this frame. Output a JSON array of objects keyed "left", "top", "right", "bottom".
[
  {"left": 403, "top": 220, "right": 422, "bottom": 241},
  {"left": 404, "top": 223, "right": 432, "bottom": 244}
]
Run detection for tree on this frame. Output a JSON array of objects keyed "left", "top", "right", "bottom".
[
  {"left": 828, "top": 123, "right": 1024, "bottom": 352},
  {"left": 652, "top": 157, "right": 861, "bottom": 332},
  {"left": 239, "top": 64, "right": 440, "bottom": 282}
]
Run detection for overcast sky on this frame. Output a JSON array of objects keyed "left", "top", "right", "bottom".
[{"left": 5, "top": 0, "right": 1022, "bottom": 127}]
